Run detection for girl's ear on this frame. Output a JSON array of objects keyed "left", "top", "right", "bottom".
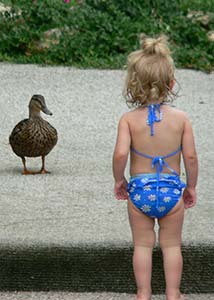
[{"left": 169, "top": 79, "right": 175, "bottom": 91}]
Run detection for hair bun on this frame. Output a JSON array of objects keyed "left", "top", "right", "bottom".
[{"left": 140, "top": 34, "right": 170, "bottom": 57}]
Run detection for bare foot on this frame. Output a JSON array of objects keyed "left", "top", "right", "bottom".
[
  {"left": 167, "top": 294, "right": 184, "bottom": 300},
  {"left": 135, "top": 294, "right": 151, "bottom": 300}
]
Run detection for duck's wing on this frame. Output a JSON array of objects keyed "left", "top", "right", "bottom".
[
  {"left": 39, "top": 120, "right": 58, "bottom": 152},
  {"left": 9, "top": 119, "right": 30, "bottom": 144}
]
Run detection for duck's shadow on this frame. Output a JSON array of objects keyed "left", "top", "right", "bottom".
[
  {"left": 0, "top": 167, "right": 39, "bottom": 176},
  {"left": 0, "top": 167, "right": 66, "bottom": 176},
  {"left": 0, "top": 167, "right": 22, "bottom": 176}
]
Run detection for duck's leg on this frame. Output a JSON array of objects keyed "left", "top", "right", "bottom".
[
  {"left": 21, "top": 157, "right": 35, "bottom": 175},
  {"left": 39, "top": 156, "right": 50, "bottom": 174}
]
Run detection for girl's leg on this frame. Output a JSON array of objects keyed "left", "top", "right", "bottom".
[
  {"left": 128, "top": 200, "right": 156, "bottom": 300},
  {"left": 158, "top": 197, "right": 184, "bottom": 300}
]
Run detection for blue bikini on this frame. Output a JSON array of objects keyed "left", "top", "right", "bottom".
[{"left": 127, "top": 104, "right": 186, "bottom": 218}]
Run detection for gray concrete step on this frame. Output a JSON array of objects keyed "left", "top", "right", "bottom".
[
  {"left": 0, "top": 292, "right": 213, "bottom": 300},
  {"left": 0, "top": 244, "right": 213, "bottom": 294}
]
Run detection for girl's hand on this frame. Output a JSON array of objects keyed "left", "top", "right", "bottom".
[
  {"left": 183, "top": 187, "right": 196, "bottom": 209},
  {"left": 114, "top": 178, "right": 129, "bottom": 200}
]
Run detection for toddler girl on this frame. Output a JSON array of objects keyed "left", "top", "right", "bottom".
[{"left": 112, "top": 35, "right": 198, "bottom": 300}]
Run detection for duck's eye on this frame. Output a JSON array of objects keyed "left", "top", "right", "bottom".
[{"left": 35, "top": 102, "right": 42, "bottom": 110}]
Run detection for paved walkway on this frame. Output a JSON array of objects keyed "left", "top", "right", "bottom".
[
  {"left": 0, "top": 292, "right": 213, "bottom": 300},
  {"left": 0, "top": 64, "right": 213, "bottom": 294},
  {"left": 0, "top": 64, "right": 213, "bottom": 247}
]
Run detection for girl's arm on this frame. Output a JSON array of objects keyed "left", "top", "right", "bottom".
[
  {"left": 182, "top": 114, "right": 198, "bottom": 208},
  {"left": 113, "top": 115, "right": 131, "bottom": 199}
]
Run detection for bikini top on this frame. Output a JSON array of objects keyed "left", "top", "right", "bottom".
[{"left": 131, "top": 103, "right": 182, "bottom": 178}]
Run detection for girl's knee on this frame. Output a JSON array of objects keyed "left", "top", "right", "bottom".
[
  {"left": 134, "top": 238, "right": 156, "bottom": 248},
  {"left": 159, "top": 236, "right": 182, "bottom": 249},
  {"left": 133, "top": 227, "right": 156, "bottom": 248}
]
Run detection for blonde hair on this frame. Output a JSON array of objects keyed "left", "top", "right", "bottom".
[{"left": 124, "top": 34, "right": 176, "bottom": 108}]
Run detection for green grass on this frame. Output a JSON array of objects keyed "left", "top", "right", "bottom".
[{"left": 0, "top": 0, "right": 213, "bottom": 71}]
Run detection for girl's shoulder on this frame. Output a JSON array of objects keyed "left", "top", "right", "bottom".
[
  {"left": 118, "top": 109, "right": 145, "bottom": 126},
  {"left": 165, "top": 106, "right": 189, "bottom": 119},
  {"left": 118, "top": 110, "right": 138, "bottom": 121},
  {"left": 119, "top": 105, "right": 189, "bottom": 124},
  {"left": 120, "top": 107, "right": 147, "bottom": 118}
]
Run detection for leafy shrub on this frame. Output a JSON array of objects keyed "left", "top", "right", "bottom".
[{"left": 0, "top": 0, "right": 213, "bottom": 71}]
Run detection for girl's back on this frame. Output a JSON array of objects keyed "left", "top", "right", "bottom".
[{"left": 125, "top": 105, "right": 186, "bottom": 175}]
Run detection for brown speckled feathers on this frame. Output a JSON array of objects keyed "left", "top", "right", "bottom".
[{"left": 9, "top": 118, "right": 57, "bottom": 158}]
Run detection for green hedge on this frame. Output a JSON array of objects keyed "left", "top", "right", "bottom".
[{"left": 0, "top": 0, "right": 213, "bottom": 71}]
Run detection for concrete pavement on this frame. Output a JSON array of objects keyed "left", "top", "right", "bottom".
[
  {"left": 0, "top": 64, "right": 213, "bottom": 247},
  {"left": 0, "top": 292, "right": 213, "bottom": 300},
  {"left": 0, "top": 64, "right": 213, "bottom": 293}
]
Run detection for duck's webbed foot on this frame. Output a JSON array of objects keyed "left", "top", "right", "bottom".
[
  {"left": 38, "top": 156, "right": 51, "bottom": 174},
  {"left": 21, "top": 157, "right": 37, "bottom": 175},
  {"left": 39, "top": 168, "right": 51, "bottom": 174},
  {"left": 21, "top": 156, "right": 50, "bottom": 175},
  {"left": 22, "top": 169, "right": 37, "bottom": 175}
]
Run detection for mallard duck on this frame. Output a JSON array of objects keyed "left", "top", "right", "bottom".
[{"left": 9, "top": 94, "right": 58, "bottom": 174}]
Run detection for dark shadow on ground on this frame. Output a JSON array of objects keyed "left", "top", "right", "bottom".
[{"left": 0, "top": 245, "right": 213, "bottom": 293}]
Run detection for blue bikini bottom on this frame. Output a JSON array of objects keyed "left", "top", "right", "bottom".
[{"left": 127, "top": 173, "right": 186, "bottom": 219}]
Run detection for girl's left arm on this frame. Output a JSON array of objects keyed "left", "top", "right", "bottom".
[{"left": 112, "top": 115, "right": 131, "bottom": 200}]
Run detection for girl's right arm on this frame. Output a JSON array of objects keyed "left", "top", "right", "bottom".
[
  {"left": 182, "top": 114, "right": 198, "bottom": 208},
  {"left": 113, "top": 114, "right": 131, "bottom": 200}
]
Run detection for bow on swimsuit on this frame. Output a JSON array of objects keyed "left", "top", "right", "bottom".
[{"left": 127, "top": 104, "right": 186, "bottom": 219}]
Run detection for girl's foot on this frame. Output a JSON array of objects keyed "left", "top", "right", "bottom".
[
  {"left": 135, "top": 294, "right": 151, "bottom": 300},
  {"left": 167, "top": 294, "right": 184, "bottom": 300}
]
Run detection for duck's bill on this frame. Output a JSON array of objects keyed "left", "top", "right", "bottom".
[{"left": 42, "top": 107, "right": 53, "bottom": 115}]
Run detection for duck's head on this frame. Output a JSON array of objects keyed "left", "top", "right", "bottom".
[{"left": 29, "top": 95, "right": 53, "bottom": 117}]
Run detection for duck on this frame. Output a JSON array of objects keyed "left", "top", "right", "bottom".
[{"left": 9, "top": 94, "right": 58, "bottom": 174}]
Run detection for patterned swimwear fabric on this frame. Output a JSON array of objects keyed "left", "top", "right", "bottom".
[
  {"left": 127, "top": 173, "right": 186, "bottom": 218},
  {"left": 127, "top": 103, "right": 186, "bottom": 218}
]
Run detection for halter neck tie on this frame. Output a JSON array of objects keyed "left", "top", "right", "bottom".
[{"left": 147, "top": 104, "right": 162, "bottom": 136}]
